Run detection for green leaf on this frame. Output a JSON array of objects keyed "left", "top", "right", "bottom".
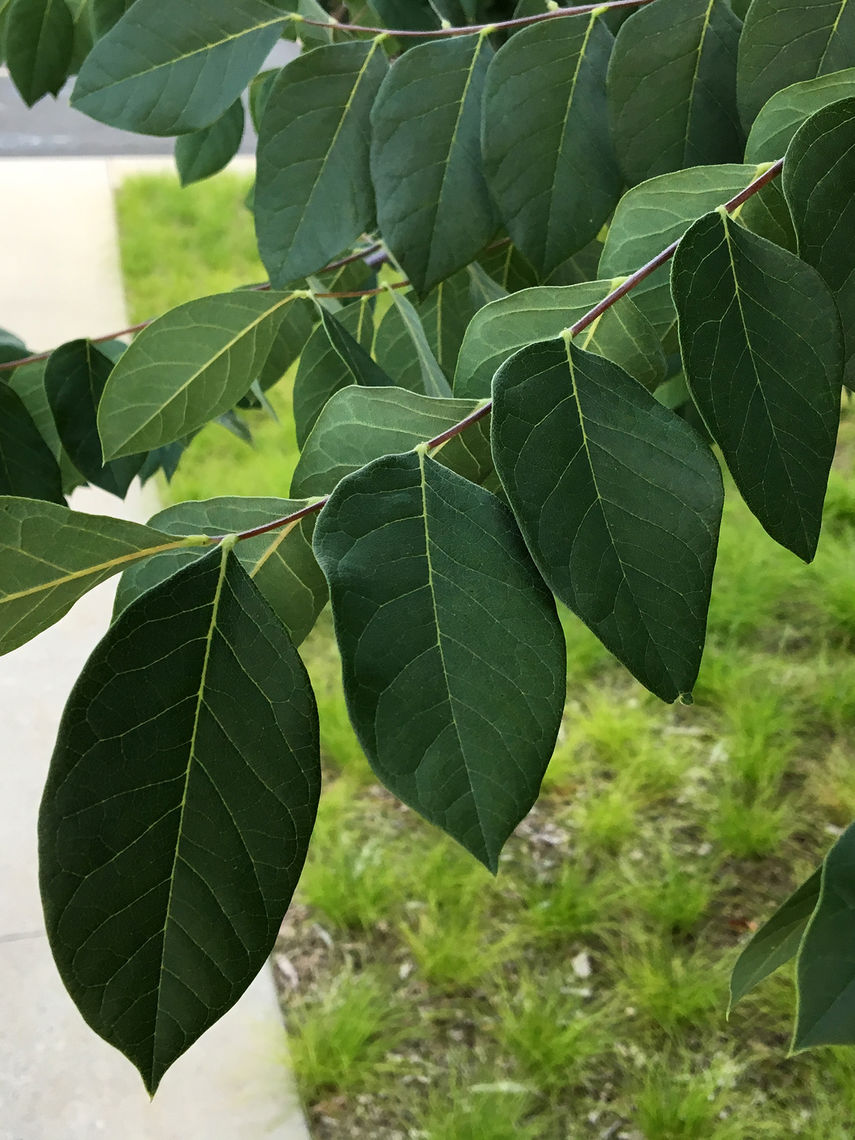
[
  {"left": 738, "top": 0, "right": 855, "bottom": 128},
  {"left": 6, "top": 360, "right": 84, "bottom": 493},
  {"left": 607, "top": 0, "right": 743, "bottom": 185},
  {"left": 379, "top": 289, "right": 452, "bottom": 397},
  {"left": 256, "top": 41, "right": 388, "bottom": 287},
  {"left": 738, "top": 179, "right": 797, "bottom": 254},
  {"left": 313, "top": 451, "right": 565, "bottom": 870},
  {"left": 784, "top": 97, "right": 855, "bottom": 388},
  {"left": 492, "top": 337, "right": 723, "bottom": 702},
  {"left": 0, "top": 384, "right": 65, "bottom": 504},
  {"left": 477, "top": 242, "right": 539, "bottom": 294},
  {"left": 175, "top": 98, "right": 245, "bottom": 187},
  {"left": 292, "top": 302, "right": 372, "bottom": 448},
  {"left": 72, "top": 0, "right": 286, "bottom": 135},
  {"left": 598, "top": 163, "right": 761, "bottom": 334},
  {"left": 672, "top": 209, "right": 843, "bottom": 562},
  {"left": 0, "top": 326, "right": 27, "bottom": 366},
  {"left": 793, "top": 823, "right": 855, "bottom": 1049},
  {"left": 45, "top": 340, "right": 144, "bottom": 497},
  {"left": 91, "top": 0, "right": 134, "bottom": 36},
  {"left": 248, "top": 67, "right": 277, "bottom": 133},
  {"left": 39, "top": 544, "right": 321, "bottom": 1093},
  {"left": 730, "top": 868, "right": 821, "bottom": 1009},
  {"left": 483, "top": 13, "right": 621, "bottom": 277},
  {"left": 98, "top": 291, "right": 303, "bottom": 459},
  {"left": 6, "top": 0, "right": 74, "bottom": 106},
  {"left": 113, "top": 497, "right": 327, "bottom": 645},
  {"left": 454, "top": 282, "right": 665, "bottom": 399},
  {"left": 291, "top": 386, "right": 492, "bottom": 497},
  {"left": 371, "top": 33, "right": 498, "bottom": 296},
  {"left": 320, "top": 307, "right": 392, "bottom": 389},
  {"left": 745, "top": 67, "right": 855, "bottom": 163},
  {"left": 0, "top": 497, "right": 206, "bottom": 654}
]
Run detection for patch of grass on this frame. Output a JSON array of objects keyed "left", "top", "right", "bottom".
[{"left": 117, "top": 176, "right": 855, "bottom": 1140}]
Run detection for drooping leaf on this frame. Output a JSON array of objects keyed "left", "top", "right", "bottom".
[
  {"left": 320, "top": 307, "right": 391, "bottom": 389},
  {"left": 313, "top": 451, "right": 566, "bottom": 871},
  {"left": 672, "top": 209, "right": 843, "bottom": 562},
  {"left": 483, "top": 12, "right": 621, "bottom": 277},
  {"left": 6, "top": 359, "right": 84, "bottom": 493},
  {"left": 248, "top": 66, "right": 278, "bottom": 131},
  {"left": 97, "top": 291, "right": 303, "bottom": 459},
  {"left": 256, "top": 41, "right": 388, "bottom": 287},
  {"left": 39, "top": 544, "right": 321, "bottom": 1093},
  {"left": 293, "top": 302, "right": 373, "bottom": 447},
  {"left": 0, "top": 496, "right": 208, "bottom": 654},
  {"left": 454, "top": 282, "right": 665, "bottom": 399},
  {"left": 137, "top": 439, "right": 186, "bottom": 485},
  {"left": 6, "top": 0, "right": 74, "bottom": 106},
  {"left": 738, "top": 0, "right": 855, "bottom": 128},
  {"left": 255, "top": 296, "right": 317, "bottom": 392},
  {"left": 607, "top": 0, "right": 743, "bottom": 185},
  {"left": 745, "top": 68, "right": 855, "bottom": 163},
  {"left": 730, "top": 868, "right": 821, "bottom": 1009},
  {"left": 175, "top": 98, "right": 245, "bottom": 187},
  {"left": 371, "top": 33, "right": 498, "bottom": 296},
  {"left": 598, "top": 163, "right": 761, "bottom": 333},
  {"left": 291, "top": 386, "right": 492, "bottom": 497},
  {"left": 377, "top": 289, "right": 452, "bottom": 397},
  {"left": 72, "top": 0, "right": 287, "bottom": 135},
  {"left": 45, "top": 340, "right": 144, "bottom": 497},
  {"left": 0, "top": 384, "right": 65, "bottom": 504},
  {"left": 784, "top": 97, "right": 855, "bottom": 388},
  {"left": 492, "top": 337, "right": 723, "bottom": 703},
  {"left": 793, "top": 823, "right": 855, "bottom": 1049},
  {"left": 113, "top": 497, "right": 327, "bottom": 645}
]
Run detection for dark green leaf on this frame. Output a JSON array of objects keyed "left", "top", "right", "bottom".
[
  {"left": 0, "top": 326, "right": 27, "bottom": 366},
  {"left": 256, "top": 41, "right": 388, "bottom": 287},
  {"left": 175, "top": 99, "right": 245, "bottom": 187},
  {"left": 72, "top": 0, "right": 286, "bottom": 135},
  {"left": 483, "top": 12, "right": 621, "bottom": 276},
  {"left": 598, "top": 163, "right": 761, "bottom": 333},
  {"left": 320, "top": 307, "right": 392, "bottom": 388},
  {"left": 738, "top": 180, "right": 797, "bottom": 254},
  {"left": 371, "top": 33, "right": 498, "bottom": 295},
  {"left": 39, "top": 545, "right": 321, "bottom": 1093},
  {"left": 0, "top": 496, "right": 207, "bottom": 654},
  {"left": 6, "top": 359, "right": 84, "bottom": 492},
  {"left": 291, "top": 386, "right": 492, "bottom": 497},
  {"left": 738, "top": 0, "right": 855, "bottom": 128},
  {"left": 98, "top": 291, "right": 304, "bottom": 459},
  {"left": 0, "top": 384, "right": 64, "bottom": 504},
  {"left": 113, "top": 497, "right": 327, "bottom": 644},
  {"left": 377, "top": 289, "right": 452, "bottom": 397},
  {"left": 256, "top": 296, "right": 317, "bottom": 391},
  {"left": 607, "top": 0, "right": 743, "bottom": 184},
  {"left": 91, "top": 0, "right": 134, "bottom": 36},
  {"left": 477, "top": 242, "right": 539, "bottom": 294},
  {"left": 454, "top": 282, "right": 665, "bottom": 399},
  {"left": 313, "top": 451, "right": 565, "bottom": 870},
  {"left": 745, "top": 67, "right": 855, "bottom": 163},
  {"left": 45, "top": 340, "right": 144, "bottom": 497},
  {"left": 492, "top": 338, "right": 723, "bottom": 702},
  {"left": 793, "top": 823, "right": 855, "bottom": 1049},
  {"left": 784, "top": 97, "right": 855, "bottom": 388},
  {"left": 293, "top": 302, "right": 372, "bottom": 447},
  {"left": 6, "top": 0, "right": 74, "bottom": 106},
  {"left": 248, "top": 66, "right": 278, "bottom": 132},
  {"left": 672, "top": 209, "right": 843, "bottom": 561},
  {"left": 730, "top": 868, "right": 821, "bottom": 1009},
  {"left": 137, "top": 439, "right": 186, "bottom": 485}
]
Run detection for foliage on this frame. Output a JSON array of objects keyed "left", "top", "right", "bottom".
[{"left": 2, "top": 0, "right": 855, "bottom": 1095}]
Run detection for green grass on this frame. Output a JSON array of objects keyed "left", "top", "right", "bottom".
[{"left": 116, "top": 173, "right": 855, "bottom": 1140}]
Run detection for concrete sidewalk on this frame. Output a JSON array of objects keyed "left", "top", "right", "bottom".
[{"left": 0, "top": 159, "right": 310, "bottom": 1139}]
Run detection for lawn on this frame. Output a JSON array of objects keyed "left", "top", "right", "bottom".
[{"left": 116, "top": 173, "right": 855, "bottom": 1139}]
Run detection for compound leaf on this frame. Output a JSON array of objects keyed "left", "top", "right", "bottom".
[
  {"left": 607, "top": 0, "right": 743, "bottom": 185},
  {"left": 483, "top": 11, "right": 621, "bottom": 277},
  {"left": 492, "top": 338, "right": 723, "bottom": 703},
  {"left": 256, "top": 40, "right": 388, "bottom": 287},
  {"left": 39, "top": 545, "right": 321, "bottom": 1093},
  {"left": 72, "top": 0, "right": 286, "bottom": 135},
  {"left": 371, "top": 33, "right": 498, "bottom": 296},
  {"left": 98, "top": 291, "right": 302, "bottom": 459},
  {"left": 313, "top": 452, "right": 566, "bottom": 871},
  {"left": 113, "top": 497, "right": 327, "bottom": 646},
  {"left": 0, "top": 496, "right": 206, "bottom": 654},
  {"left": 672, "top": 209, "right": 843, "bottom": 561}
]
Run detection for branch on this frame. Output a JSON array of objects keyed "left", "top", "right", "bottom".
[
  {"left": 227, "top": 158, "right": 785, "bottom": 546},
  {"left": 293, "top": 0, "right": 655, "bottom": 38}
]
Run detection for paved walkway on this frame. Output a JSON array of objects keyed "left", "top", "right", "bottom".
[{"left": 0, "top": 160, "right": 310, "bottom": 1139}]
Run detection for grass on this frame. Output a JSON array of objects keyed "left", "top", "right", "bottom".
[{"left": 117, "top": 173, "right": 855, "bottom": 1139}]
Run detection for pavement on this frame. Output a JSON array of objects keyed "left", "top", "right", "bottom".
[{"left": 0, "top": 52, "right": 312, "bottom": 1140}]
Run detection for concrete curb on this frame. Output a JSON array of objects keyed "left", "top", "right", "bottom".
[{"left": 0, "top": 159, "right": 311, "bottom": 1140}]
